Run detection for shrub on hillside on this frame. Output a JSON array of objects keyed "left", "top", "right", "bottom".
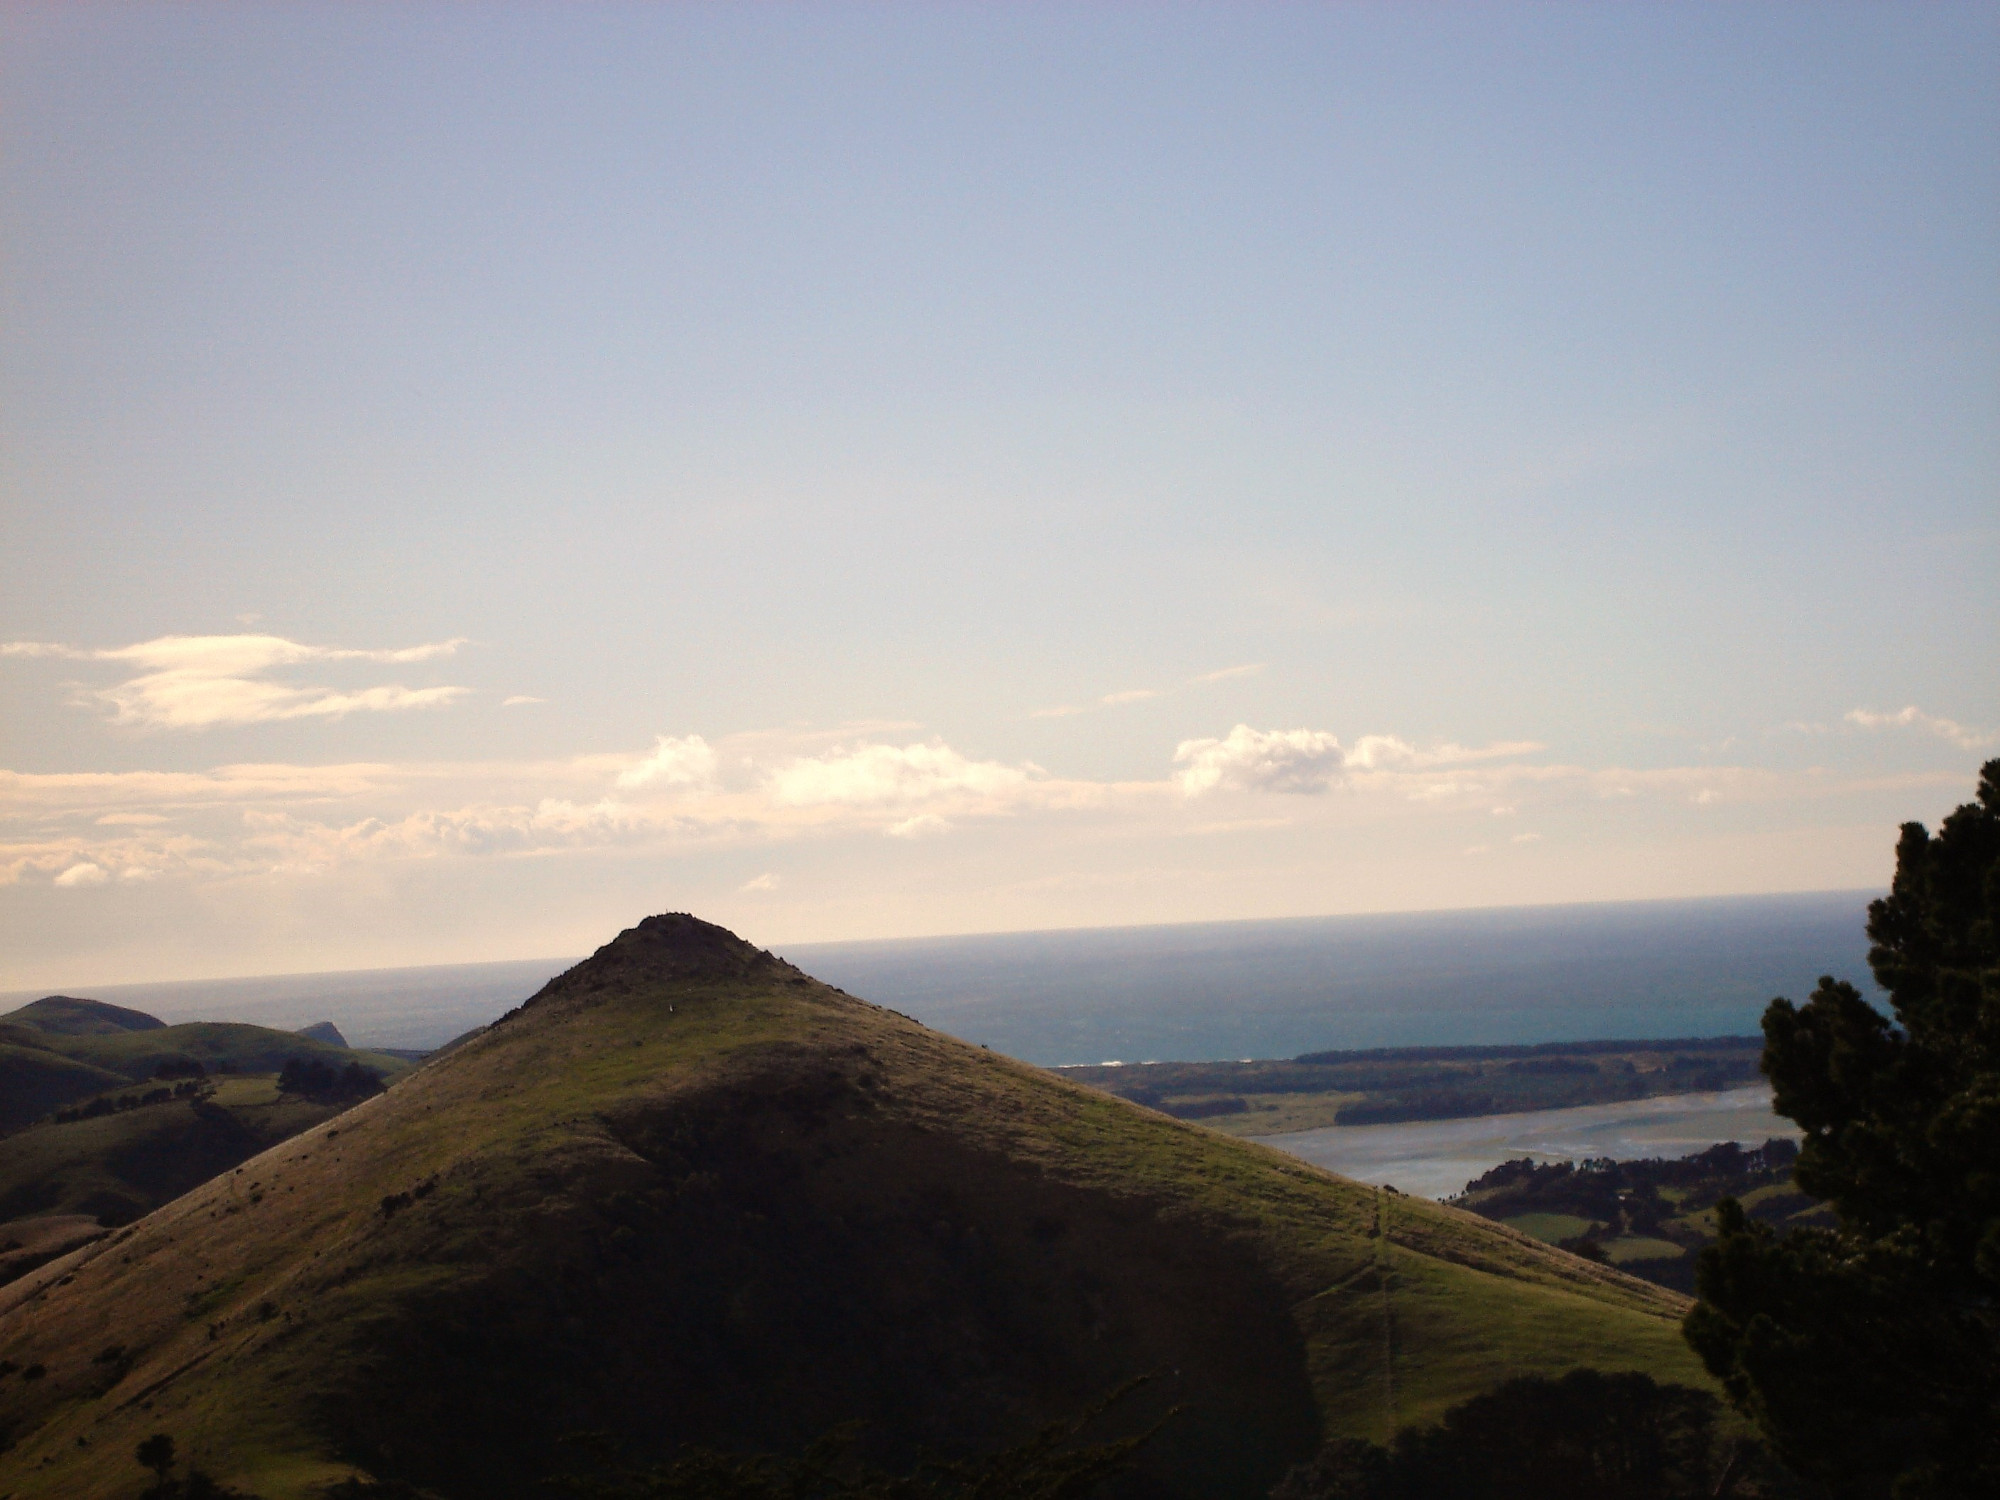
[{"left": 277, "top": 1057, "right": 383, "bottom": 1102}]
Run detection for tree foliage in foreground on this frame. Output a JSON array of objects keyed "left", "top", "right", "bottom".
[{"left": 1685, "top": 759, "right": 2000, "bottom": 1499}]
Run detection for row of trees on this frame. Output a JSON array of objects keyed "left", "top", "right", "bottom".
[{"left": 50, "top": 1079, "right": 206, "bottom": 1124}]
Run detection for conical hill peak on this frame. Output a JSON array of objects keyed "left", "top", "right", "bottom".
[{"left": 524, "top": 911, "right": 786, "bottom": 1008}]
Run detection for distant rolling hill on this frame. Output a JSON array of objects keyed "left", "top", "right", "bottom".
[
  {"left": 3, "top": 994, "right": 166, "bottom": 1037},
  {"left": 0, "top": 915, "right": 1708, "bottom": 1500},
  {"left": 0, "top": 997, "right": 412, "bottom": 1131}
]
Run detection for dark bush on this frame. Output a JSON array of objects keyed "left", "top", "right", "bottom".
[
  {"left": 278, "top": 1057, "right": 383, "bottom": 1101},
  {"left": 1162, "top": 1095, "right": 1249, "bottom": 1119}
]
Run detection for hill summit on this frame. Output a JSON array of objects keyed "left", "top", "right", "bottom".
[
  {"left": 515, "top": 910, "right": 788, "bottom": 1007},
  {"left": 0, "top": 914, "right": 1706, "bottom": 1499}
]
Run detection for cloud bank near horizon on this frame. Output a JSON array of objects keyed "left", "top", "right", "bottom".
[{"left": 0, "top": 716, "right": 1966, "bottom": 894}]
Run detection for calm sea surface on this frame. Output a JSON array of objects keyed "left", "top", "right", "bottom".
[{"left": 788, "top": 890, "right": 1878, "bottom": 1065}]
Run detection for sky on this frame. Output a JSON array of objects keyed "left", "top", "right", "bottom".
[{"left": 2, "top": 2, "right": 1995, "bottom": 989}]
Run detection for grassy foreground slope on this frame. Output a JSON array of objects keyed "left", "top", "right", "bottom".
[{"left": 0, "top": 916, "right": 1704, "bottom": 1499}]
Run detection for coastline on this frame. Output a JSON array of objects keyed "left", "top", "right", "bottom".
[{"left": 1252, "top": 1084, "right": 1796, "bottom": 1200}]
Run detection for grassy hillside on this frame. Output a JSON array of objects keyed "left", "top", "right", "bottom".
[
  {"left": 0, "top": 1044, "right": 130, "bottom": 1132},
  {"left": 30, "top": 1021, "right": 411, "bottom": 1087},
  {"left": 0, "top": 916, "right": 1708, "bottom": 1500}
]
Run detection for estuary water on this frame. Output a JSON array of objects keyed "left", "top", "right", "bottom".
[{"left": 1253, "top": 1085, "right": 1800, "bottom": 1200}]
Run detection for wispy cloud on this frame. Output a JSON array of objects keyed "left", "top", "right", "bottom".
[
  {"left": 1190, "top": 663, "right": 1265, "bottom": 684},
  {"left": 1, "top": 634, "right": 470, "bottom": 729},
  {"left": 501, "top": 695, "right": 545, "bottom": 707},
  {"left": 767, "top": 741, "right": 1040, "bottom": 808},
  {"left": 1845, "top": 705, "right": 1994, "bottom": 750},
  {"left": 739, "top": 872, "right": 780, "bottom": 893},
  {"left": 1029, "top": 663, "right": 1266, "bottom": 721}
]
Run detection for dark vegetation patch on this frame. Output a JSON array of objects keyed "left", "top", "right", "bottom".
[
  {"left": 1452, "top": 1140, "right": 1812, "bottom": 1292},
  {"left": 276, "top": 1056, "right": 383, "bottom": 1102}
]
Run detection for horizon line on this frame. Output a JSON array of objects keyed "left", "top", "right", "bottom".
[{"left": 0, "top": 885, "right": 1884, "bottom": 1001}]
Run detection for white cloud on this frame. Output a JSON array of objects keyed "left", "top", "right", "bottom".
[
  {"left": 501, "top": 695, "right": 545, "bottom": 707},
  {"left": 739, "top": 872, "right": 780, "bottom": 893},
  {"left": 616, "top": 735, "right": 719, "bottom": 792},
  {"left": 1345, "top": 735, "right": 1544, "bottom": 770},
  {"left": 1174, "top": 726, "right": 1547, "bottom": 796},
  {"left": 1, "top": 634, "right": 470, "bottom": 729},
  {"left": 768, "top": 741, "right": 1038, "bottom": 808},
  {"left": 54, "top": 861, "right": 109, "bottom": 887},
  {"left": 1029, "top": 704, "right": 1087, "bottom": 719},
  {"left": 1173, "top": 725, "right": 1348, "bottom": 795},
  {"left": 1190, "top": 663, "right": 1265, "bottom": 684},
  {"left": 1845, "top": 706, "right": 1994, "bottom": 750},
  {"left": 887, "top": 814, "right": 952, "bottom": 839}
]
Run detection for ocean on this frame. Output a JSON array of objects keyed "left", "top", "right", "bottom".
[
  {"left": 787, "top": 890, "right": 1880, "bottom": 1065},
  {"left": 2, "top": 889, "right": 1881, "bottom": 1064}
]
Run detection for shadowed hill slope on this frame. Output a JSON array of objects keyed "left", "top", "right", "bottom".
[
  {"left": 0, "top": 1043, "right": 130, "bottom": 1132},
  {"left": 0, "top": 915, "right": 1706, "bottom": 1500}
]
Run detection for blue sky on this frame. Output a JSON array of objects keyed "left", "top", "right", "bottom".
[{"left": 2, "top": 3, "right": 1994, "bottom": 986}]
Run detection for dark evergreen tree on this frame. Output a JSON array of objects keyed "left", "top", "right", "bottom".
[
  {"left": 136, "top": 1432, "right": 177, "bottom": 1495},
  {"left": 1685, "top": 759, "right": 2000, "bottom": 1499}
]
